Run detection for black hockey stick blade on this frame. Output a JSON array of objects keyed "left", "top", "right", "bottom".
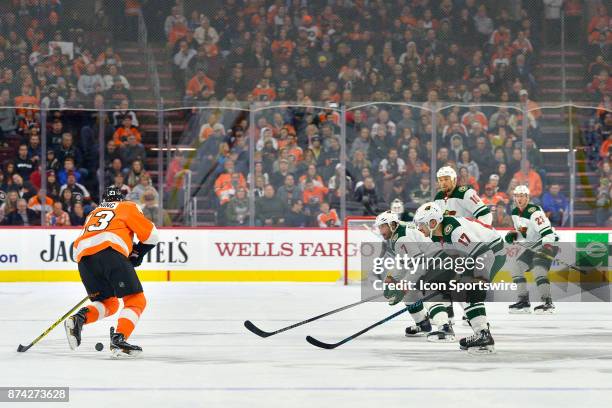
[
  {"left": 305, "top": 292, "right": 440, "bottom": 349},
  {"left": 243, "top": 320, "right": 274, "bottom": 338},
  {"left": 305, "top": 335, "right": 341, "bottom": 349},
  {"left": 16, "top": 295, "right": 89, "bottom": 353},
  {"left": 244, "top": 294, "right": 384, "bottom": 339},
  {"left": 17, "top": 343, "right": 32, "bottom": 353}
]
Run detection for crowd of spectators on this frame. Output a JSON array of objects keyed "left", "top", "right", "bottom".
[
  {"left": 0, "top": 1, "right": 168, "bottom": 226},
  {"left": 583, "top": 3, "right": 611, "bottom": 226},
  {"left": 167, "top": 0, "right": 545, "bottom": 105},
  {"left": 161, "top": 0, "right": 562, "bottom": 226}
]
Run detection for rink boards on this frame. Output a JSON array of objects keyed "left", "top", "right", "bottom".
[{"left": 0, "top": 227, "right": 609, "bottom": 282}]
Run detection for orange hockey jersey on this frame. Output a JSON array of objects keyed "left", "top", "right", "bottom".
[{"left": 73, "top": 200, "right": 159, "bottom": 262}]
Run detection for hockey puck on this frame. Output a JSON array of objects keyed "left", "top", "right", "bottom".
[{"left": 95, "top": 342, "right": 104, "bottom": 351}]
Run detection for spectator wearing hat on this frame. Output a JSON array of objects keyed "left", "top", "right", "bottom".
[
  {"left": 519, "top": 89, "right": 542, "bottom": 122},
  {"left": 480, "top": 182, "right": 507, "bottom": 208},
  {"left": 270, "top": 158, "right": 294, "bottom": 188}
]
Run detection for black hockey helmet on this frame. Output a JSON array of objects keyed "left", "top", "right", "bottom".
[{"left": 102, "top": 185, "right": 124, "bottom": 202}]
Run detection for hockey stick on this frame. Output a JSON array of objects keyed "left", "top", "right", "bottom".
[
  {"left": 306, "top": 291, "right": 440, "bottom": 349},
  {"left": 17, "top": 296, "right": 89, "bottom": 353},
  {"left": 244, "top": 294, "right": 384, "bottom": 338},
  {"left": 514, "top": 241, "right": 589, "bottom": 275}
]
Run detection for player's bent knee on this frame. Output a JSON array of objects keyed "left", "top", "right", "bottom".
[
  {"left": 123, "top": 292, "right": 147, "bottom": 316},
  {"left": 102, "top": 297, "right": 119, "bottom": 316}
]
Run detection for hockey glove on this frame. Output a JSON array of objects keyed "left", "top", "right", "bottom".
[
  {"left": 541, "top": 243, "right": 559, "bottom": 258},
  {"left": 129, "top": 242, "right": 156, "bottom": 267},
  {"left": 504, "top": 231, "right": 518, "bottom": 244},
  {"left": 383, "top": 276, "right": 406, "bottom": 306}
]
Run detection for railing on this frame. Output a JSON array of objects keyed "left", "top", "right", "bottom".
[{"left": 0, "top": 102, "right": 608, "bottom": 229}]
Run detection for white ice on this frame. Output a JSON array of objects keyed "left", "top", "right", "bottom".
[{"left": 1, "top": 282, "right": 612, "bottom": 408}]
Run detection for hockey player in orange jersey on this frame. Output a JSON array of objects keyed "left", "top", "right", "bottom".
[{"left": 65, "top": 186, "right": 159, "bottom": 357}]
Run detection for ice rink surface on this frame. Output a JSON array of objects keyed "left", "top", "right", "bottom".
[{"left": 1, "top": 282, "right": 612, "bottom": 408}]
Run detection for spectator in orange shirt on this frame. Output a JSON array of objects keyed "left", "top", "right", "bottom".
[
  {"left": 600, "top": 131, "right": 612, "bottom": 158},
  {"left": 45, "top": 201, "right": 71, "bottom": 226},
  {"left": 302, "top": 178, "right": 329, "bottom": 215},
  {"left": 316, "top": 201, "right": 340, "bottom": 227},
  {"left": 251, "top": 78, "right": 276, "bottom": 102},
  {"left": 28, "top": 189, "right": 54, "bottom": 213},
  {"left": 462, "top": 105, "right": 489, "bottom": 130},
  {"left": 113, "top": 115, "right": 142, "bottom": 146},
  {"left": 14, "top": 84, "right": 40, "bottom": 116},
  {"left": 480, "top": 182, "right": 507, "bottom": 208},
  {"left": 186, "top": 68, "right": 215, "bottom": 96},
  {"left": 513, "top": 160, "right": 543, "bottom": 198},
  {"left": 214, "top": 160, "right": 246, "bottom": 205}
]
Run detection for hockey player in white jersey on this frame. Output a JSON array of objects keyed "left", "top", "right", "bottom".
[
  {"left": 413, "top": 202, "right": 507, "bottom": 353},
  {"left": 505, "top": 185, "right": 559, "bottom": 314},
  {"left": 434, "top": 165, "right": 493, "bottom": 323},
  {"left": 374, "top": 210, "right": 456, "bottom": 342},
  {"left": 435, "top": 166, "right": 492, "bottom": 225}
]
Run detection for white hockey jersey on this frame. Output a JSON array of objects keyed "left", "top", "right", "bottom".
[
  {"left": 510, "top": 203, "right": 558, "bottom": 247},
  {"left": 434, "top": 185, "right": 492, "bottom": 225},
  {"left": 431, "top": 216, "right": 505, "bottom": 259}
]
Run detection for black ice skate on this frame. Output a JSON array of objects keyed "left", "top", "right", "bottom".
[
  {"left": 533, "top": 298, "right": 555, "bottom": 314},
  {"left": 459, "top": 325, "right": 495, "bottom": 354},
  {"left": 405, "top": 319, "right": 432, "bottom": 337},
  {"left": 509, "top": 297, "right": 531, "bottom": 314},
  {"left": 65, "top": 307, "right": 88, "bottom": 350},
  {"left": 110, "top": 327, "right": 142, "bottom": 358},
  {"left": 427, "top": 322, "right": 456, "bottom": 343}
]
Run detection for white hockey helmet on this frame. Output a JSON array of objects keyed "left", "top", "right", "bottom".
[
  {"left": 374, "top": 210, "right": 400, "bottom": 228},
  {"left": 436, "top": 166, "right": 457, "bottom": 182},
  {"left": 513, "top": 185, "right": 530, "bottom": 196},
  {"left": 390, "top": 198, "right": 404, "bottom": 215},
  {"left": 413, "top": 202, "right": 444, "bottom": 236}
]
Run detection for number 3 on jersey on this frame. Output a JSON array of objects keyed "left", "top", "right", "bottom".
[{"left": 87, "top": 210, "right": 116, "bottom": 231}]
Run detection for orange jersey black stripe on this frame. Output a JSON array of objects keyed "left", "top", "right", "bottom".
[{"left": 74, "top": 201, "right": 159, "bottom": 262}]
